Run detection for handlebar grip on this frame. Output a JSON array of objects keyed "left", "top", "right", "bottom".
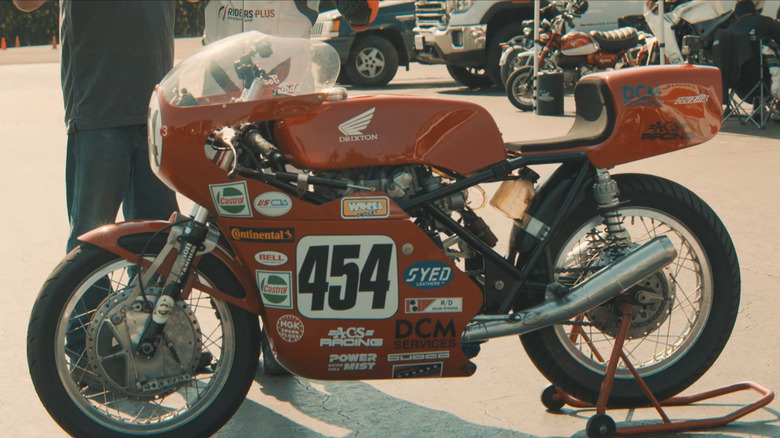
[{"left": 244, "top": 129, "right": 287, "bottom": 168}]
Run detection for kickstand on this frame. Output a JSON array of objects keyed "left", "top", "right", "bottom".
[{"left": 540, "top": 304, "right": 775, "bottom": 437}]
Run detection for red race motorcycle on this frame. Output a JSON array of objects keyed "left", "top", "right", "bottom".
[
  {"left": 27, "top": 32, "right": 737, "bottom": 438},
  {"left": 505, "top": 8, "right": 642, "bottom": 111}
]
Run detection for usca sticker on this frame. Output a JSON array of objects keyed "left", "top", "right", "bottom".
[
  {"left": 403, "top": 261, "right": 453, "bottom": 289},
  {"left": 254, "top": 191, "right": 292, "bottom": 217}
]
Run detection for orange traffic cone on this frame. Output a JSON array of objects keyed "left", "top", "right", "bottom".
[
  {"left": 52, "top": 36, "right": 57, "bottom": 49},
  {"left": 1, "top": 37, "right": 6, "bottom": 51},
  {"left": 15, "top": 36, "right": 20, "bottom": 47}
]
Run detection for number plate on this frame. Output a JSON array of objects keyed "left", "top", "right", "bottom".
[{"left": 297, "top": 235, "right": 398, "bottom": 319}]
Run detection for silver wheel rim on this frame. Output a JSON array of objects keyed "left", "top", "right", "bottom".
[
  {"left": 356, "top": 47, "right": 386, "bottom": 79},
  {"left": 55, "top": 257, "right": 235, "bottom": 434},
  {"left": 552, "top": 207, "right": 713, "bottom": 378}
]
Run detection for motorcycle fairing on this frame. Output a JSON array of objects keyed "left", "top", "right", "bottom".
[
  {"left": 273, "top": 95, "right": 508, "bottom": 174},
  {"left": 511, "top": 64, "right": 722, "bottom": 169},
  {"left": 77, "top": 219, "right": 263, "bottom": 314}
]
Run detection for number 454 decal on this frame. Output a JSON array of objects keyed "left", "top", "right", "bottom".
[{"left": 296, "top": 235, "right": 398, "bottom": 319}]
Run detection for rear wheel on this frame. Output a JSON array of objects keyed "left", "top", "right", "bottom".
[
  {"left": 27, "top": 235, "right": 261, "bottom": 437},
  {"left": 506, "top": 66, "right": 535, "bottom": 111},
  {"left": 520, "top": 174, "right": 740, "bottom": 407}
]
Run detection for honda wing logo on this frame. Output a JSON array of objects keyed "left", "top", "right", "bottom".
[{"left": 339, "top": 108, "right": 379, "bottom": 142}]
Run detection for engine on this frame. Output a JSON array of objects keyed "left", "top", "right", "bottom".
[{"left": 312, "top": 165, "right": 468, "bottom": 215}]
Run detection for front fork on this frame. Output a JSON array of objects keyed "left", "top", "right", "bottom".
[{"left": 136, "top": 205, "right": 219, "bottom": 358}]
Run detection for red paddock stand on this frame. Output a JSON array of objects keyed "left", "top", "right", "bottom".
[{"left": 540, "top": 304, "right": 775, "bottom": 438}]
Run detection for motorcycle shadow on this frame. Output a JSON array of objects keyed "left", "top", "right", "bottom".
[{"left": 214, "top": 368, "right": 538, "bottom": 437}]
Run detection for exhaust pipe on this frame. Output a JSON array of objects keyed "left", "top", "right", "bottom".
[{"left": 462, "top": 235, "right": 677, "bottom": 342}]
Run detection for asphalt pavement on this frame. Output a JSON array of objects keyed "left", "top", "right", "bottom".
[{"left": 1, "top": 38, "right": 779, "bottom": 438}]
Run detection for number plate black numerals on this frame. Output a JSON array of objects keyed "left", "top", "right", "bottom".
[{"left": 298, "top": 243, "right": 393, "bottom": 312}]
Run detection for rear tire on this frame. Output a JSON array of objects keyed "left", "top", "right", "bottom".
[
  {"left": 520, "top": 174, "right": 740, "bottom": 407},
  {"left": 27, "top": 236, "right": 261, "bottom": 437}
]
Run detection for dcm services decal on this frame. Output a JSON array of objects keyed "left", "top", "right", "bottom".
[{"left": 209, "top": 181, "right": 252, "bottom": 217}]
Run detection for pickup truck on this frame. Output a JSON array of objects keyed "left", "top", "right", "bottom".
[{"left": 312, "top": 0, "right": 417, "bottom": 87}]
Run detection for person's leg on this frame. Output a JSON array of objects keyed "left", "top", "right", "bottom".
[
  {"left": 123, "top": 125, "right": 179, "bottom": 222},
  {"left": 66, "top": 127, "right": 132, "bottom": 253}
]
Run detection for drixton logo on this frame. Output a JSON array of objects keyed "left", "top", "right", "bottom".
[{"left": 338, "top": 108, "right": 378, "bottom": 142}]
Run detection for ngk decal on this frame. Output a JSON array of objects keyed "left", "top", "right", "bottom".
[
  {"left": 257, "top": 270, "right": 292, "bottom": 309},
  {"left": 328, "top": 353, "right": 377, "bottom": 372},
  {"left": 255, "top": 251, "right": 289, "bottom": 267},
  {"left": 405, "top": 298, "right": 462, "bottom": 314},
  {"left": 388, "top": 351, "right": 450, "bottom": 362},
  {"left": 254, "top": 191, "right": 291, "bottom": 216},
  {"left": 341, "top": 197, "right": 390, "bottom": 219},
  {"left": 276, "top": 314, "right": 304, "bottom": 343},
  {"left": 296, "top": 235, "right": 398, "bottom": 319},
  {"left": 320, "top": 327, "right": 383, "bottom": 347},
  {"left": 209, "top": 181, "right": 252, "bottom": 217}
]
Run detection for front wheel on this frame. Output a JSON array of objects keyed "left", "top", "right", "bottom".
[
  {"left": 520, "top": 174, "right": 740, "bottom": 407},
  {"left": 446, "top": 64, "right": 494, "bottom": 89},
  {"left": 27, "top": 235, "right": 261, "bottom": 438},
  {"left": 506, "top": 66, "right": 535, "bottom": 111},
  {"left": 346, "top": 35, "right": 399, "bottom": 88}
]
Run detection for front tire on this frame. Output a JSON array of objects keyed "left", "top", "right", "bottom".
[
  {"left": 346, "top": 35, "right": 399, "bottom": 88},
  {"left": 520, "top": 174, "right": 740, "bottom": 407},
  {"left": 446, "top": 64, "right": 493, "bottom": 89},
  {"left": 27, "top": 235, "right": 261, "bottom": 437},
  {"left": 506, "top": 66, "right": 535, "bottom": 111}
]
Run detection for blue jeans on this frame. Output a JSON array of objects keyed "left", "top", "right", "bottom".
[{"left": 65, "top": 125, "right": 179, "bottom": 252}]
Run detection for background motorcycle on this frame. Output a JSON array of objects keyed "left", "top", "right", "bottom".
[
  {"left": 504, "top": 7, "right": 640, "bottom": 110},
  {"left": 27, "top": 32, "right": 739, "bottom": 438}
]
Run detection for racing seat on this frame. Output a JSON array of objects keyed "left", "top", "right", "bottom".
[
  {"left": 713, "top": 29, "right": 775, "bottom": 128},
  {"left": 589, "top": 27, "right": 639, "bottom": 52}
]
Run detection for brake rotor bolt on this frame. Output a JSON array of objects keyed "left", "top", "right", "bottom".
[{"left": 111, "top": 314, "right": 123, "bottom": 324}]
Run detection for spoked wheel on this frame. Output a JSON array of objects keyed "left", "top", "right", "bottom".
[
  {"left": 27, "top": 235, "right": 261, "bottom": 438},
  {"left": 506, "top": 66, "right": 535, "bottom": 111},
  {"left": 520, "top": 174, "right": 740, "bottom": 407}
]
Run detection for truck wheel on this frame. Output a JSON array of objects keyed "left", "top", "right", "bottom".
[
  {"left": 346, "top": 35, "right": 399, "bottom": 88},
  {"left": 446, "top": 65, "right": 493, "bottom": 89},
  {"left": 488, "top": 23, "right": 527, "bottom": 90}
]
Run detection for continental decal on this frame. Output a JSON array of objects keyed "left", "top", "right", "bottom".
[{"left": 230, "top": 226, "right": 294, "bottom": 242}]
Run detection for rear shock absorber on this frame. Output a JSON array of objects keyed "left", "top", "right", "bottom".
[{"left": 592, "top": 168, "right": 631, "bottom": 252}]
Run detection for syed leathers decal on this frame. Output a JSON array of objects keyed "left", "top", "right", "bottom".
[
  {"left": 405, "top": 298, "right": 463, "bottom": 314},
  {"left": 254, "top": 191, "right": 292, "bottom": 216},
  {"left": 255, "top": 250, "right": 289, "bottom": 267},
  {"left": 257, "top": 270, "right": 293, "bottom": 309},
  {"left": 403, "top": 261, "right": 453, "bottom": 289},
  {"left": 341, "top": 197, "right": 390, "bottom": 219},
  {"left": 210, "top": 181, "right": 252, "bottom": 217}
]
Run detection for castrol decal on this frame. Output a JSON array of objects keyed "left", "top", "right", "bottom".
[
  {"left": 257, "top": 270, "right": 292, "bottom": 309},
  {"left": 209, "top": 181, "right": 252, "bottom": 217}
]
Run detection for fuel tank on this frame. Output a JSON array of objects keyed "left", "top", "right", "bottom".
[
  {"left": 561, "top": 31, "right": 599, "bottom": 56},
  {"left": 274, "top": 95, "right": 507, "bottom": 174}
]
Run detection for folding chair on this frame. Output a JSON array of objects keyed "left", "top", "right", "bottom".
[{"left": 713, "top": 29, "right": 776, "bottom": 128}]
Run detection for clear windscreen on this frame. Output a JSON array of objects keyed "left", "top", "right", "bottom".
[{"left": 159, "top": 31, "right": 341, "bottom": 107}]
